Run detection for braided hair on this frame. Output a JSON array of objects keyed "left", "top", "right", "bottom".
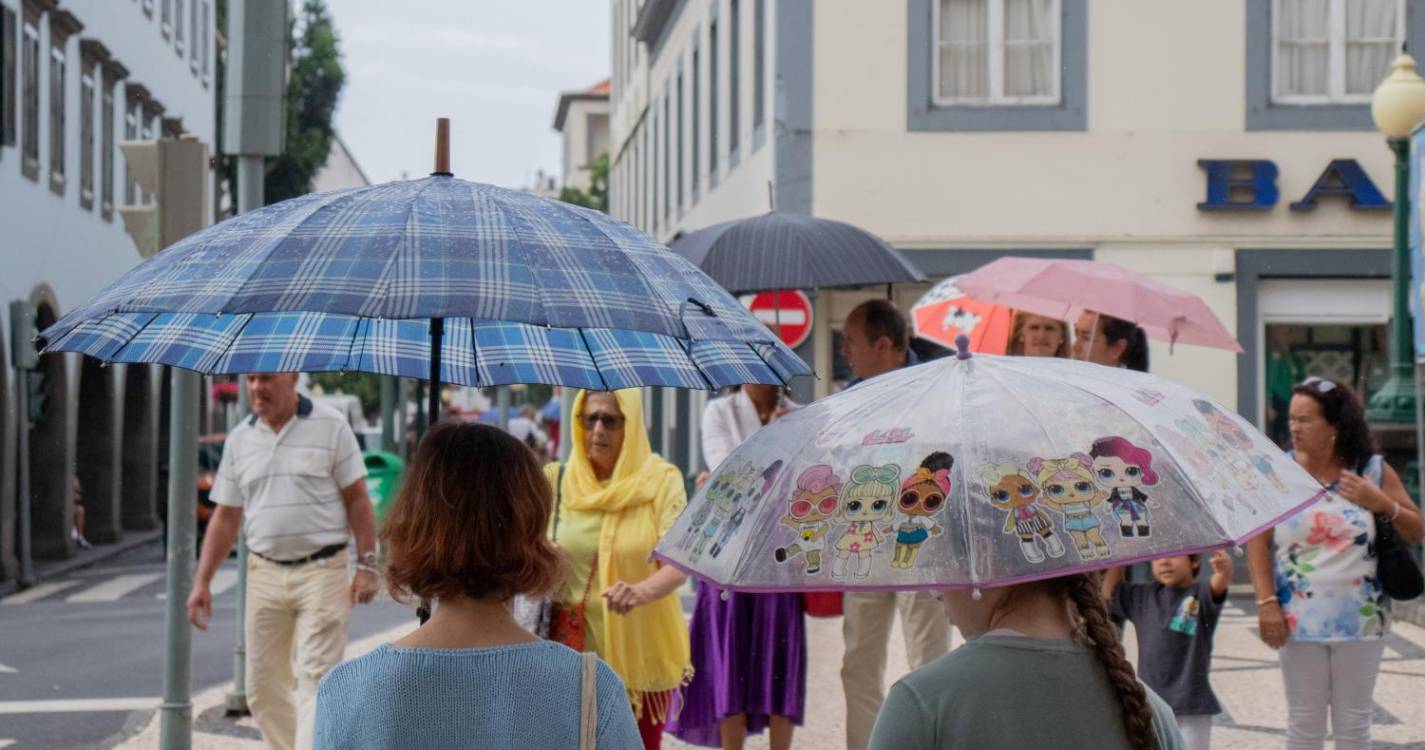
[{"left": 1064, "top": 573, "right": 1156, "bottom": 750}]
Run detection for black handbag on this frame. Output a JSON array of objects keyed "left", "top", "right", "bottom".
[
  {"left": 1360, "top": 458, "right": 1424, "bottom": 601},
  {"left": 1375, "top": 511, "right": 1423, "bottom": 601}
]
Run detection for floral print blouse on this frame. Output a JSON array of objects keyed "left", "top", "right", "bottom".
[{"left": 1274, "top": 454, "right": 1389, "bottom": 642}]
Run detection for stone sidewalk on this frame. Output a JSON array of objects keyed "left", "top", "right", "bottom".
[{"left": 112, "top": 596, "right": 1425, "bottom": 749}]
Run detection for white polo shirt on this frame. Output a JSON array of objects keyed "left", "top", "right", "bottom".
[{"left": 211, "top": 396, "right": 367, "bottom": 560}]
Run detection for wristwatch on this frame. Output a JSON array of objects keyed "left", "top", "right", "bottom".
[{"left": 356, "top": 551, "right": 380, "bottom": 575}]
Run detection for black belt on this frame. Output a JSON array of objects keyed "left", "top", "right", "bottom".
[{"left": 252, "top": 544, "right": 346, "bottom": 566}]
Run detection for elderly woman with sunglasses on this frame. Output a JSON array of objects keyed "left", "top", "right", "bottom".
[
  {"left": 1246, "top": 377, "right": 1423, "bottom": 750},
  {"left": 545, "top": 390, "right": 692, "bottom": 750}
]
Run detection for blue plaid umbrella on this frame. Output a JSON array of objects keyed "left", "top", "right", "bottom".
[{"left": 39, "top": 175, "right": 810, "bottom": 394}]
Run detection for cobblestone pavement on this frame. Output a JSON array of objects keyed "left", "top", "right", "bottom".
[{"left": 113, "top": 596, "right": 1425, "bottom": 749}]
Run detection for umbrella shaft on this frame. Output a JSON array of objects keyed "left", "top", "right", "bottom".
[{"left": 428, "top": 318, "right": 444, "bottom": 436}]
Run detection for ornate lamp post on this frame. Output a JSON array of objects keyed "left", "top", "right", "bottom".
[{"left": 1367, "top": 53, "right": 1425, "bottom": 422}]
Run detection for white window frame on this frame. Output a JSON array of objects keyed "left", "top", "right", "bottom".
[
  {"left": 931, "top": 0, "right": 1062, "bottom": 107},
  {"left": 1271, "top": 0, "right": 1406, "bottom": 105}
]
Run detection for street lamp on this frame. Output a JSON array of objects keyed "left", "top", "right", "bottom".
[{"left": 1367, "top": 53, "right": 1425, "bottom": 422}]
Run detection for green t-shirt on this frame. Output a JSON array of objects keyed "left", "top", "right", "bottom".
[{"left": 868, "top": 635, "right": 1185, "bottom": 750}]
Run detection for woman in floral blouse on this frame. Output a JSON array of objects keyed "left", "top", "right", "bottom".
[{"left": 1247, "top": 377, "right": 1422, "bottom": 749}]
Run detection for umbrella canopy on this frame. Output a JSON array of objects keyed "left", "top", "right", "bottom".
[
  {"left": 654, "top": 346, "right": 1322, "bottom": 592},
  {"left": 666, "top": 211, "right": 925, "bottom": 295},
  {"left": 40, "top": 175, "right": 810, "bottom": 389},
  {"left": 955, "top": 257, "right": 1242, "bottom": 352},
  {"left": 910, "top": 275, "right": 1014, "bottom": 354}
]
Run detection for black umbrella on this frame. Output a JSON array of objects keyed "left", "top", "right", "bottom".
[{"left": 667, "top": 211, "right": 925, "bottom": 295}]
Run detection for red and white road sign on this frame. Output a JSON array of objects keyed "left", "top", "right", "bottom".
[{"left": 741, "top": 290, "right": 814, "bottom": 349}]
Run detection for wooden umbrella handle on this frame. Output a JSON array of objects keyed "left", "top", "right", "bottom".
[{"left": 434, "top": 118, "right": 451, "bottom": 175}]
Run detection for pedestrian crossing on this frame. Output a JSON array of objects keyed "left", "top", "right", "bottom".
[{"left": 0, "top": 565, "right": 241, "bottom": 606}]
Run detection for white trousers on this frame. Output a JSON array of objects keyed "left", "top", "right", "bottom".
[
  {"left": 841, "top": 590, "right": 950, "bottom": 750},
  {"left": 1176, "top": 713, "right": 1212, "bottom": 750},
  {"left": 246, "top": 553, "right": 350, "bottom": 750},
  {"left": 1279, "top": 639, "right": 1386, "bottom": 750}
]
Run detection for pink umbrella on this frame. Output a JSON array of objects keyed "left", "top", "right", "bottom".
[{"left": 955, "top": 257, "right": 1242, "bottom": 353}]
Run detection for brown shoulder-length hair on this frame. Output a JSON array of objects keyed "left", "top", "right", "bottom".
[
  {"left": 1006, "top": 312, "right": 1070, "bottom": 358},
  {"left": 382, "top": 422, "right": 566, "bottom": 603}
]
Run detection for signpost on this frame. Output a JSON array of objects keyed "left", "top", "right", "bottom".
[{"left": 742, "top": 290, "right": 814, "bottom": 350}]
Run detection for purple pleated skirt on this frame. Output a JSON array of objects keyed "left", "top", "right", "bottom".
[{"left": 667, "top": 586, "right": 807, "bottom": 747}]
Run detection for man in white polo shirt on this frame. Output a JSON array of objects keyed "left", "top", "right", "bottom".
[{"left": 186, "top": 372, "right": 379, "bottom": 750}]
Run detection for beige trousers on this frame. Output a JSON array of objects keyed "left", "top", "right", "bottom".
[
  {"left": 245, "top": 553, "right": 350, "bottom": 750},
  {"left": 841, "top": 590, "right": 950, "bottom": 750}
]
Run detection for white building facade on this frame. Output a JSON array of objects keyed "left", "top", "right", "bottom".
[
  {"left": 554, "top": 78, "right": 610, "bottom": 194},
  {"left": 609, "top": 0, "right": 1410, "bottom": 476},
  {"left": 0, "top": 0, "right": 215, "bottom": 581}
]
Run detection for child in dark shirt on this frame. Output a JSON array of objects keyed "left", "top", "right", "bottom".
[{"left": 1102, "top": 550, "right": 1233, "bottom": 750}]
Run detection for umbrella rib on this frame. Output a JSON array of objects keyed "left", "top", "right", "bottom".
[
  {"left": 209, "top": 312, "right": 257, "bottom": 374},
  {"left": 576, "top": 328, "right": 611, "bottom": 392}
]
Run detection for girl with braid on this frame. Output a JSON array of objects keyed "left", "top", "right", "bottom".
[{"left": 868, "top": 571, "right": 1186, "bottom": 750}]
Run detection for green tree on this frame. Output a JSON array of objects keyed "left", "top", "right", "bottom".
[
  {"left": 557, "top": 152, "right": 608, "bottom": 212},
  {"left": 309, "top": 371, "right": 380, "bottom": 419},
  {"left": 265, "top": 0, "right": 345, "bottom": 204}
]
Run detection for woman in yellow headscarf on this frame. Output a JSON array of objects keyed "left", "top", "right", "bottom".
[{"left": 545, "top": 389, "right": 692, "bottom": 749}]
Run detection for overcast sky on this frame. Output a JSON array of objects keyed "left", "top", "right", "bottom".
[{"left": 324, "top": 1, "right": 611, "bottom": 189}]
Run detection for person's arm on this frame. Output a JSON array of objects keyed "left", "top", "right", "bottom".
[
  {"left": 1208, "top": 550, "right": 1233, "bottom": 601},
  {"left": 1245, "top": 531, "right": 1288, "bottom": 648},
  {"left": 603, "top": 565, "right": 688, "bottom": 615},
  {"left": 187, "top": 504, "right": 242, "bottom": 629},
  {"left": 1359, "top": 463, "right": 1423, "bottom": 544},
  {"left": 700, "top": 398, "right": 736, "bottom": 471},
  {"left": 339, "top": 478, "right": 380, "bottom": 605},
  {"left": 1101, "top": 566, "right": 1126, "bottom": 603}
]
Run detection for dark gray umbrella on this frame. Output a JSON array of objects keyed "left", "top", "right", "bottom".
[{"left": 667, "top": 211, "right": 925, "bottom": 295}]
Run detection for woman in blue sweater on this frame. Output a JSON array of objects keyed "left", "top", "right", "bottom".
[{"left": 315, "top": 422, "right": 641, "bottom": 749}]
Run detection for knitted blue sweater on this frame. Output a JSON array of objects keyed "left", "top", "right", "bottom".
[{"left": 314, "top": 641, "right": 642, "bottom": 749}]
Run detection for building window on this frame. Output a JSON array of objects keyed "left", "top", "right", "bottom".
[
  {"left": 2, "top": 7, "right": 15, "bottom": 149},
  {"left": 80, "top": 63, "right": 95, "bottom": 210},
  {"left": 729, "top": 0, "right": 741, "bottom": 163},
  {"left": 175, "top": 0, "right": 185, "bottom": 55},
  {"left": 124, "top": 92, "right": 139, "bottom": 204},
  {"left": 662, "top": 89, "right": 670, "bottom": 226},
  {"left": 190, "top": 0, "right": 200, "bottom": 70},
  {"left": 676, "top": 67, "right": 684, "bottom": 213},
  {"left": 144, "top": 0, "right": 154, "bottom": 18},
  {"left": 691, "top": 41, "right": 701, "bottom": 202},
  {"left": 908, "top": 0, "right": 1085, "bottom": 131},
  {"left": 48, "top": 12, "right": 81, "bottom": 197},
  {"left": 1272, "top": 0, "right": 1403, "bottom": 104},
  {"left": 20, "top": 9, "right": 38, "bottom": 180},
  {"left": 933, "top": 0, "right": 1060, "bottom": 106},
  {"left": 201, "top": 0, "right": 211, "bottom": 83},
  {"left": 753, "top": 0, "right": 765, "bottom": 146},
  {"left": 161, "top": 0, "right": 172, "bottom": 39},
  {"left": 709, "top": 11, "right": 719, "bottom": 180},
  {"left": 101, "top": 72, "right": 116, "bottom": 220}
]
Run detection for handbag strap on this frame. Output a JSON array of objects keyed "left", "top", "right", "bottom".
[
  {"left": 552, "top": 463, "right": 567, "bottom": 541},
  {"left": 579, "top": 651, "right": 598, "bottom": 750}
]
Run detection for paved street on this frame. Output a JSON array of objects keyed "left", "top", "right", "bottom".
[
  {"left": 0, "top": 542, "right": 416, "bottom": 750},
  {"left": 31, "top": 574, "right": 1420, "bottom": 749}
]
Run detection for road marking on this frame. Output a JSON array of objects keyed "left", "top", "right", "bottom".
[
  {"left": 210, "top": 568, "right": 239, "bottom": 597},
  {"left": 66, "top": 574, "right": 162, "bottom": 603},
  {"left": 1, "top": 580, "right": 82, "bottom": 605},
  {"left": 0, "top": 697, "right": 160, "bottom": 714}
]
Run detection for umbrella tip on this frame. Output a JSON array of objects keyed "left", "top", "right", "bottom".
[{"left": 954, "top": 334, "right": 972, "bottom": 359}]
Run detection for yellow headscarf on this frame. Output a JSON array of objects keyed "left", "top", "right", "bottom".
[{"left": 555, "top": 389, "right": 692, "bottom": 717}]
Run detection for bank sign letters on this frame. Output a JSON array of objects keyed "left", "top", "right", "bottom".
[{"left": 1197, "top": 159, "right": 1390, "bottom": 212}]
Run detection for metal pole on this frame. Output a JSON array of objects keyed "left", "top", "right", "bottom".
[
  {"left": 395, "top": 379, "right": 408, "bottom": 458},
  {"left": 497, "top": 386, "right": 511, "bottom": 431},
  {"left": 1367, "top": 138, "right": 1418, "bottom": 422},
  {"left": 379, "top": 376, "right": 396, "bottom": 453},
  {"left": 427, "top": 319, "right": 444, "bottom": 436},
  {"left": 559, "top": 388, "right": 575, "bottom": 462},
  {"left": 159, "top": 369, "right": 199, "bottom": 750},
  {"left": 222, "top": 153, "right": 263, "bottom": 717},
  {"left": 15, "top": 369, "right": 32, "bottom": 587}
]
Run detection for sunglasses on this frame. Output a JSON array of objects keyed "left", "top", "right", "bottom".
[
  {"left": 790, "top": 496, "right": 839, "bottom": 519},
  {"left": 1302, "top": 377, "right": 1337, "bottom": 394},
  {"left": 899, "top": 488, "right": 946, "bottom": 511},
  {"left": 579, "top": 412, "right": 626, "bottom": 430}
]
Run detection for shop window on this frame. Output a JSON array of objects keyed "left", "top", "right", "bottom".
[
  {"left": 1263, "top": 323, "right": 1388, "bottom": 447},
  {"left": 1273, "top": 0, "right": 1404, "bottom": 105}
]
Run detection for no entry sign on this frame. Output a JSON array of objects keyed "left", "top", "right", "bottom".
[{"left": 741, "top": 290, "right": 814, "bottom": 349}]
